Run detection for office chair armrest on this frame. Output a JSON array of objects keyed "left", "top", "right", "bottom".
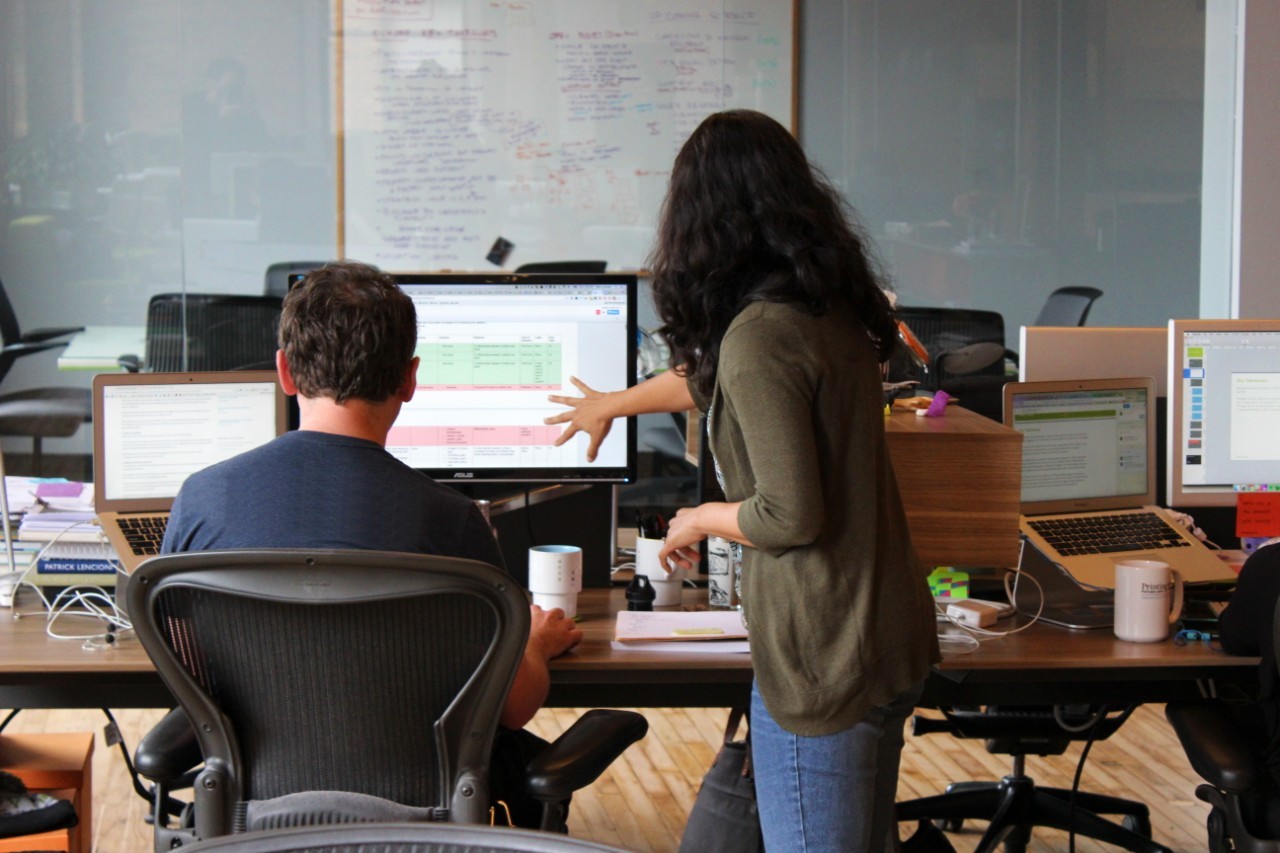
[
  {"left": 2, "top": 340, "right": 65, "bottom": 359},
  {"left": 21, "top": 326, "right": 84, "bottom": 343},
  {"left": 116, "top": 353, "right": 142, "bottom": 373},
  {"left": 135, "top": 707, "right": 202, "bottom": 783},
  {"left": 1165, "top": 699, "right": 1258, "bottom": 792},
  {"left": 525, "top": 709, "right": 648, "bottom": 801}
]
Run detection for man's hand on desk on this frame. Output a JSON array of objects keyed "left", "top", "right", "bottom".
[{"left": 530, "top": 604, "right": 584, "bottom": 660}]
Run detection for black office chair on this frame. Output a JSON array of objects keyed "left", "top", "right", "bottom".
[
  {"left": 896, "top": 705, "right": 1166, "bottom": 852},
  {"left": 1033, "top": 286, "right": 1104, "bottom": 327},
  {"left": 123, "top": 293, "right": 283, "bottom": 372},
  {"left": 889, "top": 306, "right": 1009, "bottom": 421},
  {"left": 513, "top": 262, "right": 607, "bottom": 274},
  {"left": 127, "top": 550, "right": 647, "bottom": 851},
  {"left": 177, "top": 822, "right": 631, "bottom": 851},
  {"left": 0, "top": 275, "right": 91, "bottom": 474},
  {"left": 263, "top": 261, "right": 325, "bottom": 298},
  {"left": 1165, "top": 595, "right": 1280, "bottom": 851}
]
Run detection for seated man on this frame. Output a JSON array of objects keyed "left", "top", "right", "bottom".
[
  {"left": 1214, "top": 540, "right": 1280, "bottom": 826},
  {"left": 161, "top": 259, "right": 582, "bottom": 825}
]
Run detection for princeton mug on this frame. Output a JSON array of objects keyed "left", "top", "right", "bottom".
[{"left": 1113, "top": 559, "right": 1183, "bottom": 643}]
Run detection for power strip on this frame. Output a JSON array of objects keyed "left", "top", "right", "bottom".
[{"left": 944, "top": 599, "right": 1010, "bottom": 628}]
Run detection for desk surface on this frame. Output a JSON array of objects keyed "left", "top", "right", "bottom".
[
  {"left": 56, "top": 325, "right": 145, "bottom": 371},
  {"left": 0, "top": 587, "right": 1256, "bottom": 711}
]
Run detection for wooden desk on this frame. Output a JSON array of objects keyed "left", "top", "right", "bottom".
[
  {"left": 2, "top": 588, "right": 1251, "bottom": 712},
  {"left": 885, "top": 406, "right": 1022, "bottom": 569}
]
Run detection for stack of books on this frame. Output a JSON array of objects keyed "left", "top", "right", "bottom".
[{"left": 16, "top": 512, "right": 119, "bottom": 590}]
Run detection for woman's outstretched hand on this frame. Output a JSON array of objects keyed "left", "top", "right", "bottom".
[{"left": 546, "top": 376, "right": 615, "bottom": 462}]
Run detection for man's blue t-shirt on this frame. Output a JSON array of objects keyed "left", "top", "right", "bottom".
[{"left": 161, "top": 429, "right": 503, "bottom": 568}]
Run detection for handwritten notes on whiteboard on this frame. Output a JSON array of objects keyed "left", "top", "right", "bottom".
[{"left": 341, "top": 0, "right": 793, "bottom": 270}]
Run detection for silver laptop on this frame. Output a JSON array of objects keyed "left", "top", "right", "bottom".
[
  {"left": 1003, "top": 377, "right": 1235, "bottom": 589},
  {"left": 93, "top": 371, "right": 288, "bottom": 571}
]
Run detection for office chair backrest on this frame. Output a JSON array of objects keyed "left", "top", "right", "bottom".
[
  {"left": 1033, "top": 286, "right": 1103, "bottom": 326},
  {"left": 178, "top": 822, "right": 632, "bottom": 851},
  {"left": 144, "top": 294, "right": 283, "bottom": 372},
  {"left": 128, "top": 550, "right": 529, "bottom": 838},
  {"left": 513, "top": 261, "right": 607, "bottom": 274},
  {"left": 264, "top": 261, "right": 325, "bottom": 298},
  {"left": 890, "top": 306, "right": 1006, "bottom": 387}
]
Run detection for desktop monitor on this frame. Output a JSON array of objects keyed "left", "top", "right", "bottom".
[
  {"left": 1167, "top": 318, "right": 1280, "bottom": 506},
  {"left": 389, "top": 272, "right": 638, "bottom": 483}
]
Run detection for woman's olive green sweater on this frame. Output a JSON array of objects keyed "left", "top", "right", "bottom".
[{"left": 690, "top": 301, "right": 940, "bottom": 736}]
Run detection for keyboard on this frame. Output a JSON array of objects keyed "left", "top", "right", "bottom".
[
  {"left": 116, "top": 514, "right": 169, "bottom": 556},
  {"left": 1026, "top": 512, "right": 1191, "bottom": 557}
]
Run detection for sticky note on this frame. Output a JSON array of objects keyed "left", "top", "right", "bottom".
[
  {"left": 672, "top": 627, "right": 724, "bottom": 636},
  {"left": 1237, "top": 493, "right": 1280, "bottom": 538},
  {"left": 35, "top": 482, "right": 83, "bottom": 498}
]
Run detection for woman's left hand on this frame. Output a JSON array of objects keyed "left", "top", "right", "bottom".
[{"left": 659, "top": 506, "right": 705, "bottom": 571}]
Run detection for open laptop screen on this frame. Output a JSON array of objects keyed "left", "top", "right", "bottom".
[
  {"left": 93, "top": 371, "right": 287, "bottom": 511},
  {"left": 1003, "top": 377, "right": 1157, "bottom": 515}
]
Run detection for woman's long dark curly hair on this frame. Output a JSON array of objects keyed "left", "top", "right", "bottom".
[{"left": 649, "top": 109, "right": 897, "bottom": 396}]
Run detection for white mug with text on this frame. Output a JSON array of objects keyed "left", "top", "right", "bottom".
[{"left": 1113, "top": 559, "right": 1183, "bottom": 643}]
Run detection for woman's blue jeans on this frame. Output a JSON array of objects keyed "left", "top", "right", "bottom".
[{"left": 750, "top": 678, "right": 924, "bottom": 852}]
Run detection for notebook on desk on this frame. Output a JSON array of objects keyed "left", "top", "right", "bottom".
[
  {"left": 1003, "top": 377, "right": 1234, "bottom": 590},
  {"left": 92, "top": 371, "right": 288, "bottom": 572}
]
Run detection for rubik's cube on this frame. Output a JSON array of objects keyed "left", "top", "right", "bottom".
[{"left": 927, "top": 567, "right": 969, "bottom": 599}]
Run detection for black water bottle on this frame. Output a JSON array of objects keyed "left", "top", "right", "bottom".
[{"left": 625, "top": 574, "right": 656, "bottom": 611}]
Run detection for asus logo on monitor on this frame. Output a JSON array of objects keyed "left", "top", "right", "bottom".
[{"left": 452, "top": 473, "right": 475, "bottom": 479}]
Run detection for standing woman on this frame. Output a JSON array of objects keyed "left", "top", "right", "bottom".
[{"left": 547, "top": 109, "right": 939, "bottom": 851}]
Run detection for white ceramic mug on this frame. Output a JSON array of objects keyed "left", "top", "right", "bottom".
[
  {"left": 634, "top": 537, "right": 685, "bottom": 607},
  {"left": 527, "top": 545, "right": 583, "bottom": 618},
  {"left": 1113, "top": 559, "right": 1184, "bottom": 643}
]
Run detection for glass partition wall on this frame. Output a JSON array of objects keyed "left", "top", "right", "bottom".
[
  {"left": 0, "top": 0, "right": 1213, "bottom": 475},
  {"left": 0, "top": 0, "right": 335, "bottom": 473}
]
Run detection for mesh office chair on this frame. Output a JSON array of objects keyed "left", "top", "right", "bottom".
[
  {"left": 1165, "top": 594, "right": 1280, "bottom": 852},
  {"left": 128, "top": 550, "right": 647, "bottom": 851},
  {"left": 126, "top": 293, "right": 283, "bottom": 372},
  {"left": 0, "top": 275, "right": 90, "bottom": 474},
  {"left": 1033, "top": 286, "right": 1104, "bottom": 327},
  {"left": 513, "top": 262, "right": 607, "bottom": 274},
  {"left": 177, "top": 822, "right": 632, "bottom": 852},
  {"left": 896, "top": 706, "right": 1165, "bottom": 852},
  {"left": 889, "top": 306, "right": 1009, "bottom": 421}
]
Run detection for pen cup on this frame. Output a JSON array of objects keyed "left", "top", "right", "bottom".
[
  {"left": 634, "top": 536, "right": 684, "bottom": 607},
  {"left": 527, "top": 545, "right": 583, "bottom": 619}
]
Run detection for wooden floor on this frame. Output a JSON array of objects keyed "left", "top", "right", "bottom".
[{"left": 1, "top": 703, "right": 1211, "bottom": 852}]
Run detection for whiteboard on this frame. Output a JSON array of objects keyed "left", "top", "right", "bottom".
[{"left": 339, "top": 0, "right": 795, "bottom": 271}]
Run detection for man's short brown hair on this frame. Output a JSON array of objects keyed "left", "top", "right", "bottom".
[{"left": 279, "top": 260, "right": 416, "bottom": 403}]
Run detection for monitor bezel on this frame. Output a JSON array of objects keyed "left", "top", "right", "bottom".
[
  {"left": 389, "top": 271, "right": 639, "bottom": 485},
  {"left": 1167, "top": 317, "right": 1280, "bottom": 507}
]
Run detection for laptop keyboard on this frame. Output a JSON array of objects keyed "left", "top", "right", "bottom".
[
  {"left": 1027, "top": 511, "right": 1191, "bottom": 556},
  {"left": 117, "top": 515, "right": 169, "bottom": 556}
]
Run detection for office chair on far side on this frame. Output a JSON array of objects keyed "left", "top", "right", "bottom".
[
  {"left": 0, "top": 275, "right": 90, "bottom": 474},
  {"left": 896, "top": 705, "right": 1168, "bottom": 852},
  {"left": 128, "top": 550, "right": 647, "bottom": 852},
  {"left": 1033, "top": 286, "right": 1103, "bottom": 327},
  {"left": 123, "top": 293, "right": 283, "bottom": 373},
  {"left": 889, "top": 306, "right": 1009, "bottom": 421},
  {"left": 1165, "top": 594, "right": 1280, "bottom": 852},
  {"left": 514, "top": 261, "right": 607, "bottom": 274}
]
